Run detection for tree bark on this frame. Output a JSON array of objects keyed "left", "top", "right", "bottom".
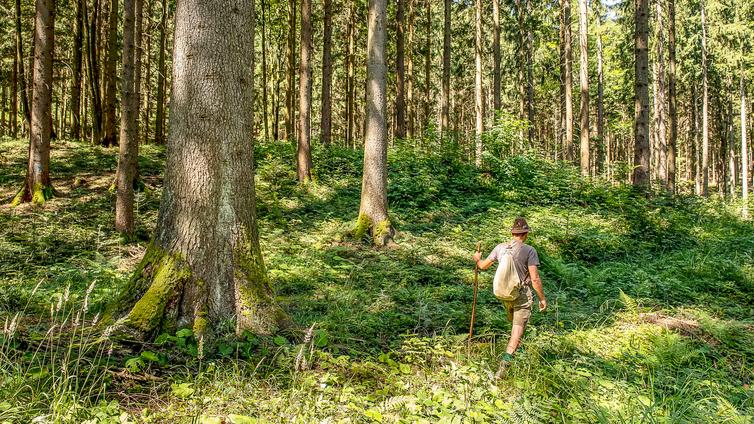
[
  {"left": 261, "top": 0, "right": 269, "bottom": 140},
  {"left": 116, "top": 0, "right": 138, "bottom": 235},
  {"left": 655, "top": 0, "right": 667, "bottom": 188},
  {"left": 285, "top": 0, "right": 296, "bottom": 141},
  {"left": 320, "top": 0, "right": 332, "bottom": 145},
  {"left": 346, "top": 0, "right": 355, "bottom": 146},
  {"left": 667, "top": 0, "right": 677, "bottom": 192},
  {"left": 113, "top": 0, "right": 289, "bottom": 339},
  {"left": 406, "top": 0, "right": 415, "bottom": 139},
  {"left": 297, "top": 0, "right": 312, "bottom": 182},
  {"left": 15, "top": 0, "right": 31, "bottom": 127},
  {"left": 700, "top": 0, "right": 709, "bottom": 196},
  {"left": 423, "top": 0, "right": 430, "bottom": 135},
  {"left": 526, "top": 0, "right": 534, "bottom": 145},
  {"left": 440, "top": 0, "right": 450, "bottom": 137},
  {"left": 85, "top": 0, "right": 103, "bottom": 144},
  {"left": 11, "top": 50, "right": 18, "bottom": 137},
  {"left": 13, "top": 0, "right": 55, "bottom": 205},
  {"left": 357, "top": 0, "right": 393, "bottom": 246},
  {"left": 596, "top": 2, "right": 604, "bottom": 174},
  {"left": 134, "top": 0, "right": 144, "bottom": 144},
  {"left": 578, "top": 0, "right": 590, "bottom": 175},
  {"left": 742, "top": 76, "right": 749, "bottom": 218},
  {"left": 632, "top": 0, "right": 650, "bottom": 189},
  {"left": 70, "top": 0, "right": 84, "bottom": 138},
  {"left": 493, "top": 0, "right": 500, "bottom": 113},
  {"left": 154, "top": 0, "right": 168, "bottom": 144},
  {"left": 474, "top": 0, "right": 482, "bottom": 166},
  {"left": 563, "top": 0, "right": 574, "bottom": 160},
  {"left": 102, "top": 0, "right": 118, "bottom": 147},
  {"left": 395, "top": 0, "right": 406, "bottom": 139}
]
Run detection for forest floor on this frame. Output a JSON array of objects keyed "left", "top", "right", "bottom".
[{"left": 0, "top": 136, "right": 753, "bottom": 423}]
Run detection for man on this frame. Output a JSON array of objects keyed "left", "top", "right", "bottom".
[{"left": 472, "top": 217, "right": 547, "bottom": 378}]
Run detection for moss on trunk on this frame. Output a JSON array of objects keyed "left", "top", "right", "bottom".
[{"left": 10, "top": 183, "right": 54, "bottom": 206}]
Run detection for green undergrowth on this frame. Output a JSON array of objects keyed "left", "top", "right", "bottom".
[{"left": 0, "top": 136, "right": 752, "bottom": 422}]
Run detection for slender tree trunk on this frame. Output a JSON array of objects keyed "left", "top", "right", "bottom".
[
  {"left": 578, "top": 0, "right": 590, "bottom": 175},
  {"left": 143, "top": 0, "right": 152, "bottom": 144},
  {"left": 13, "top": 0, "right": 55, "bottom": 205},
  {"left": 395, "top": 0, "right": 406, "bottom": 139},
  {"left": 728, "top": 94, "right": 735, "bottom": 197},
  {"left": 117, "top": 0, "right": 138, "bottom": 234},
  {"left": 563, "top": 0, "right": 574, "bottom": 160},
  {"left": 742, "top": 76, "right": 749, "bottom": 218},
  {"left": 526, "top": 0, "right": 534, "bottom": 145},
  {"left": 596, "top": 3, "right": 604, "bottom": 174},
  {"left": 474, "top": 0, "right": 482, "bottom": 166},
  {"left": 423, "top": 0, "right": 430, "bottom": 134},
  {"left": 667, "top": 0, "right": 677, "bottom": 192},
  {"left": 440, "top": 0, "right": 450, "bottom": 138},
  {"left": 154, "top": 0, "right": 168, "bottom": 144},
  {"left": 133, "top": 0, "right": 144, "bottom": 144},
  {"left": 285, "top": 0, "right": 296, "bottom": 141},
  {"left": 516, "top": 0, "right": 525, "bottom": 138},
  {"left": 70, "top": 0, "right": 84, "bottom": 138},
  {"left": 632, "top": 0, "right": 650, "bottom": 189},
  {"left": 114, "top": 0, "right": 289, "bottom": 338},
  {"left": 320, "top": 0, "right": 332, "bottom": 145},
  {"left": 102, "top": 0, "right": 118, "bottom": 147},
  {"left": 15, "top": 0, "right": 31, "bottom": 127},
  {"left": 700, "top": 0, "right": 709, "bottom": 196},
  {"left": 406, "top": 0, "right": 415, "bottom": 139},
  {"left": 346, "top": 0, "right": 355, "bottom": 146},
  {"left": 11, "top": 51, "right": 18, "bottom": 137},
  {"left": 357, "top": 0, "right": 393, "bottom": 246},
  {"left": 297, "top": 0, "right": 313, "bottom": 182},
  {"left": 261, "top": 0, "right": 269, "bottom": 140},
  {"left": 655, "top": 0, "right": 667, "bottom": 187},
  {"left": 1, "top": 74, "right": 6, "bottom": 134},
  {"left": 85, "top": 0, "right": 103, "bottom": 144},
  {"left": 493, "top": 0, "right": 500, "bottom": 113}
]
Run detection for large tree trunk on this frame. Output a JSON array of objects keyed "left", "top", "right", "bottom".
[
  {"left": 492, "top": 0, "right": 500, "bottom": 113},
  {"left": 700, "top": 0, "right": 709, "bottom": 196},
  {"left": 285, "top": 0, "right": 296, "bottom": 141},
  {"left": 562, "top": 0, "right": 574, "bottom": 160},
  {"left": 297, "top": 0, "right": 312, "bottom": 182},
  {"left": 15, "top": 0, "right": 31, "bottom": 127},
  {"left": 320, "top": 0, "right": 332, "bottom": 145},
  {"left": 595, "top": 2, "right": 604, "bottom": 174},
  {"left": 70, "top": 0, "right": 84, "bottom": 138},
  {"left": 357, "top": 0, "right": 393, "bottom": 246},
  {"left": 667, "top": 0, "right": 677, "bottom": 192},
  {"left": 113, "top": 0, "right": 289, "bottom": 338},
  {"left": 578, "top": 0, "right": 590, "bottom": 176},
  {"left": 440, "top": 0, "right": 450, "bottom": 137},
  {"left": 406, "top": 0, "right": 415, "bottom": 139},
  {"left": 116, "top": 0, "right": 138, "bottom": 235},
  {"left": 395, "top": 0, "right": 406, "bottom": 139},
  {"left": 655, "top": 0, "right": 667, "bottom": 188},
  {"left": 85, "top": 0, "right": 103, "bottom": 144},
  {"left": 474, "top": 0, "right": 482, "bottom": 166},
  {"left": 632, "top": 0, "right": 650, "bottom": 189},
  {"left": 154, "top": 0, "right": 168, "bottom": 144},
  {"left": 13, "top": 0, "right": 55, "bottom": 206},
  {"left": 102, "top": 0, "right": 118, "bottom": 147},
  {"left": 742, "top": 76, "right": 749, "bottom": 218}
]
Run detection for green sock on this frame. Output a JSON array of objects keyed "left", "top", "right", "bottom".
[{"left": 502, "top": 353, "right": 514, "bottom": 362}]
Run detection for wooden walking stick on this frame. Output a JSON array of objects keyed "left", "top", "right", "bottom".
[{"left": 468, "top": 241, "right": 482, "bottom": 349}]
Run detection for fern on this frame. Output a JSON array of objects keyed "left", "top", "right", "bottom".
[
  {"left": 618, "top": 289, "right": 639, "bottom": 316},
  {"left": 509, "top": 396, "right": 554, "bottom": 424}
]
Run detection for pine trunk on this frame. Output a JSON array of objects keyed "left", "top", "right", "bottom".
[
  {"left": 667, "top": 0, "right": 677, "bottom": 192},
  {"left": 632, "top": 0, "right": 650, "bottom": 189},
  {"left": 423, "top": 0, "right": 430, "bottom": 134},
  {"left": 563, "top": 0, "right": 574, "bottom": 160},
  {"left": 71, "top": 0, "right": 84, "bottom": 138},
  {"left": 134, "top": 0, "right": 144, "bottom": 143},
  {"left": 346, "top": 0, "right": 355, "bottom": 146},
  {"left": 656, "top": 0, "right": 667, "bottom": 188},
  {"left": 116, "top": 0, "right": 138, "bottom": 235},
  {"left": 113, "top": 0, "right": 290, "bottom": 339},
  {"left": 406, "top": 0, "right": 415, "bottom": 139},
  {"left": 440, "top": 0, "right": 450, "bottom": 137},
  {"left": 261, "top": 0, "right": 269, "bottom": 140},
  {"left": 297, "top": 0, "right": 313, "bottom": 182},
  {"left": 285, "top": 0, "right": 296, "bottom": 141},
  {"left": 578, "top": 0, "right": 590, "bottom": 175},
  {"left": 85, "top": 0, "right": 103, "bottom": 144},
  {"left": 14, "top": 0, "right": 55, "bottom": 206},
  {"left": 474, "top": 0, "right": 482, "bottom": 166},
  {"left": 357, "top": 0, "right": 393, "bottom": 246},
  {"left": 395, "top": 0, "right": 406, "bottom": 139},
  {"left": 742, "top": 76, "right": 749, "bottom": 218},
  {"left": 154, "top": 0, "right": 168, "bottom": 144},
  {"left": 15, "top": 0, "right": 31, "bottom": 127},
  {"left": 102, "top": 0, "right": 118, "bottom": 147},
  {"left": 596, "top": 3, "right": 604, "bottom": 174},
  {"left": 700, "top": 0, "right": 709, "bottom": 196},
  {"left": 320, "top": 0, "right": 332, "bottom": 144},
  {"left": 493, "top": 0, "right": 500, "bottom": 113}
]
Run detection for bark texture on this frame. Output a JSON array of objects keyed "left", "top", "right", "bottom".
[
  {"left": 493, "top": 0, "right": 500, "bottom": 113},
  {"left": 357, "top": 0, "right": 393, "bottom": 246},
  {"left": 655, "top": 0, "right": 667, "bottom": 187},
  {"left": 578, "top": 0, "right": 590, "bottom": 176},
  {"left": 700, "top": 0, "right": 709, "bottom": 196},
  {"left": 14, "top": 0, "right": 55, "bottom": 206},
  {"left": 667, "top": 0, "right": 677, "bottom": 192},
  {"left": 562, "top": 0, "right": 574, "bottom": 160},
  {"left": 320, "top": 0, "right": 332, "bottom": 144},
  {"left": 297, "top": 0, "right": 313, "bottom": 182},
  {"left": 154, "top": 0, "right": 168, "bottom": 144},
  {"left": 440, "top": 0, "right": 450, "bottom": 137},
  {"left": 474, "top": 0, "right": 483, "bottom": 166},
  {"left": 116, "top": 0, "right": 138, "bottom": 235},
  {"left": 395, "top": 0, "right": 406, "bottom": 138},
  {"left": 114, "top": 0, "right": 289, "bottom": 338},
  {"left": 102, "top": 0, "right": 119, "bottom": 147},
  {"left": 71, "top": 0, "right": 84, "bottom": 138},
  {"left": 633, "top": 0, "right": 650, "bottom": 189}
]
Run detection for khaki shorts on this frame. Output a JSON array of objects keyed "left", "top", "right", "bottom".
[{"left": 502, "top": 285, "right": 533, "bottom": 327}]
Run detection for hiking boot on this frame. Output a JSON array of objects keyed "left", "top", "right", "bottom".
[{"left": 495, "top": 360, "right": 509, "bottom": 380}]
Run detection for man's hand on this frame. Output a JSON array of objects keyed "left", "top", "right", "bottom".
[
  {"left": 538, "top": 298, "right": 548, "bottom": 312},
  {"left": 472, "top": 251, "right": 482, "bottom": 262}
]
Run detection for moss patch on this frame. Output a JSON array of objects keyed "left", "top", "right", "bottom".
[{"left": 352, "top": 213, "right": 372, "bottom": 241}]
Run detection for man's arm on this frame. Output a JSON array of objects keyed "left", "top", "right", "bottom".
[
  {"left": 529, "top": 265, "right": 547, "bottom": 311},
  {"left": 472, "top": 251, "right": 495, "bottom": 270}
]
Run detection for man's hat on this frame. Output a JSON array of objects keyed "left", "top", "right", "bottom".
[{"left": 511, "top": 217, "right": 530, "bottom": 234}]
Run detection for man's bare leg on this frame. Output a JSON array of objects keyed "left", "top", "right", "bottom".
[{"left": 496, "top": 324, "right": 525, "bottom": 379}]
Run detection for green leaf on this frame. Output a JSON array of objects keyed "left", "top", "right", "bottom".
[
  {"left": 363, "top": 408, "right": 383, "bottom": 422},
  {"left": 228, "top": 414, "right": 257, "bottom": 424},
  {"left": 124, "top": 357, "right": 144, "bottom": 373},
  {"left": 219, "top": 343, "right": 234, "bottom": 357},
  {"left": 399, "top": 363, "right": 411, "bottom": 374},
  {"left": 154, "top": 333, "right": 171, "bottom": 345},
  {"left": 199, "top": 416, "right": 222, "bottom": 424},
  {"left": 140, "top": 350, "right": 159, "bottom": 362},
  {"left": 314, "top": 330, "right": 329, "bottom": 347},
  {"left": 176, "top": 328, "right": 193, "bottom": 338},
  {"left": 171, "top": 382, "right": 195, "bottom": 399},
  {"left": 273, "top": 335, "right": 288, "bottom": 346}
]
